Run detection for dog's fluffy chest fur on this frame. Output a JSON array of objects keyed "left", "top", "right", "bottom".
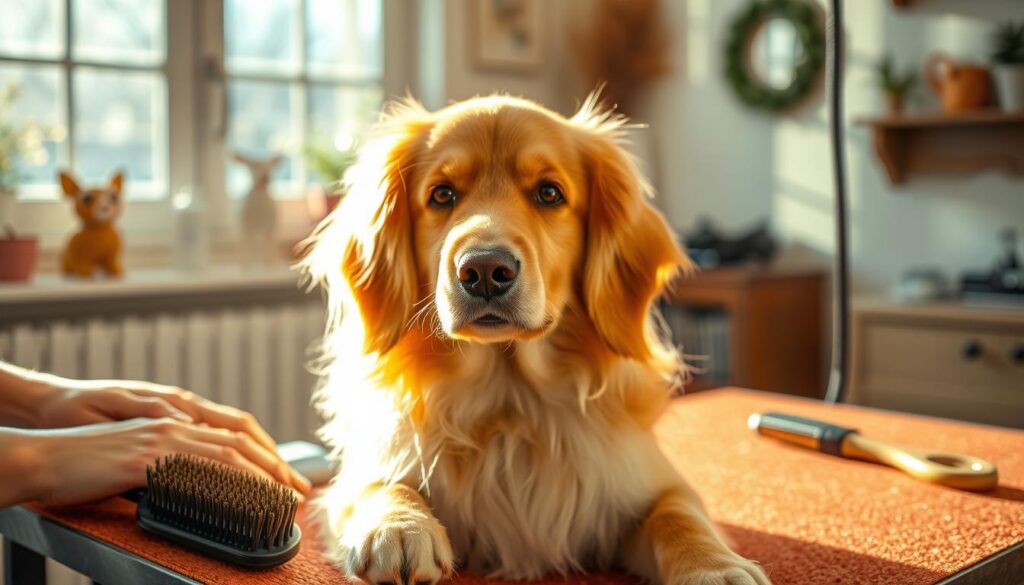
[{"left": 414, "top": 347, "right": 663, "bottom": 578}]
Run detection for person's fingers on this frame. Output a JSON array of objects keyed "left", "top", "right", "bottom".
[
  {"left": 132, "top": 387, "right": 279, "bottom": 454},
  {"left": 193, "top": 404, "right": 279, "bottom": 454},
  {"left": 169, "top": 435, "right": 277, "bottom": 485},
  {"left": 71, "top": 410, "right": 112, "bottom": 426},
  {"left": 177, "top": 424, "right": 305, "bottom": 494},
  {"left": 97, "top": 390, "right": 192, "bottom": 423}
]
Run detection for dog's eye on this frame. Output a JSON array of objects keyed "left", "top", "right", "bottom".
[
  {"left": 110, "top": 193, "right": 119, "bottom": 204},
  {"left": 81, "top": 194, "right": 93, "bottom": 205},
  {"left": 535, "top": 183, "right": 564, "bottom": 206},
  {"left": 429, "top": 185, "right": 456, "bottom": 207}
]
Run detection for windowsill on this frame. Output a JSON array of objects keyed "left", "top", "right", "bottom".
[{"left": 0, "top": 265, "right": 305, "bottom": 305}]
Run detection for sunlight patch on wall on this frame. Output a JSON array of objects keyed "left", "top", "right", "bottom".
[
  {"left": 773, "top": 119, "right": 834, "bottom": 202},
  {"left": 927, "top": 14, "right": 991, "bottom": 60},
  {"left": 772, "top": 185, "right": 834, "bottom": 254},
  {"left": 686, "top": 0, "right": 711, "bottom": 85}
]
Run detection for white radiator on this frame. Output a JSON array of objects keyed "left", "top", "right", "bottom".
[{"left": 0, "top": 303, "right": 325, "bottom": 444}]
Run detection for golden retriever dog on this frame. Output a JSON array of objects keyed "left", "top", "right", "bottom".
[{"left": 302, "top": 94, "right": 770, "bottom": 585}]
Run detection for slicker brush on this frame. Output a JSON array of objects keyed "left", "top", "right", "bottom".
[{"left": 135, "top": 454, "right": 302, "bottom": 568}]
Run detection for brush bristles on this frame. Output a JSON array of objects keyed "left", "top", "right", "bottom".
[{"left": 145, "top": 454, "right": 299, "bottom": 551}]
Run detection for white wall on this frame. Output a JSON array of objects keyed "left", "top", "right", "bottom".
[
  {"left": 645, "top": 0, "right": 777, "bottom": 234},
  {"left": 644, "top": 0, "right": 1024, "bottom": 293},
  {"left": 397, "top": 0, "right": 574, "bottom": 114}
]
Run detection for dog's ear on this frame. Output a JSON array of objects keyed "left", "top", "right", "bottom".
[
  {"left": 302, "top": 99, "right": 431, "bottom": 355},
  {"left": 573, "top": 102, "right": 691, "bottom": 362},
  {"left": 59, "top": 171, "right": 80, "bottom": 198}
]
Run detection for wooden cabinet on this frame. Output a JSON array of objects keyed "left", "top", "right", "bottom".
[
  {"left": 850, "top": 299, "right": 1024, "bottom": 428},
  {"left": 664, "top": 265, "right": 826, "bottom": 398}
]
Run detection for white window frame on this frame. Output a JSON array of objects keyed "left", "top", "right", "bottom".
[
  {"left": 1, "top": 0, "right": 193, "bottom": 248},
  {"left": 200, "top": 0, "right": 390, "bottom": 245},
  {"left": 5, "top": 0, "right": 401, "bottom": 252}
]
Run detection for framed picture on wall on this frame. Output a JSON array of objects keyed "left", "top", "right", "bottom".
[{"left": 472, "top": 0, "right": 544, "bottom": 72}]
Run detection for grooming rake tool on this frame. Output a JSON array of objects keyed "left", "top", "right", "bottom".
[{"left": 748, "top": 412, "right": 999, "bottom": 491}]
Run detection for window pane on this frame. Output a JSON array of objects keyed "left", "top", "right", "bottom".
[
  {"left": 307, "top": 84, "right": 380, "bottom": 182},
  {"left": 227, "top": 80, "right": 297, "bottom": 198},
  {"left": 225, "top": 0, "right": 299, "bottom": 76},
  {"left": 0, "top": 64, "right": 66, "bottom": 195},
  {"left": 73, "top": 0, "right": 166, "bottom": 65},
  {"left": 73, "top": 68, "right": 167, "bottom": 199},
  {"left": 306, "top": 0, "right": 382, "bottom": 78},
  {"left": 0, "top": 0, "right": 65, "bottom": 59}
]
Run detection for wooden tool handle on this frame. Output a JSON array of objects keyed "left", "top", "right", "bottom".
[{"left": 749, "top": 412, "right": 999, "bottom": 491}]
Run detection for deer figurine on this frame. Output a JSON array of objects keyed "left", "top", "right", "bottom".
[
  {"left": 59, "top": 170, "right": 124, "bottom": 278},
  {"left": 233, "top": 153, "right": 282, "bottom": 267}
]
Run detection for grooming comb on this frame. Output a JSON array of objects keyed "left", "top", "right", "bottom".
[
  {"left": 125, "top": 454, "right": 302, "bottom": 568},
  {"left": 748, "top": 412, "right": 999, "bottom": 491}
]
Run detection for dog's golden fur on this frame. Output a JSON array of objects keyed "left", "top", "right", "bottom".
[{"left": 302, "top": 94, "right": 769, "bottom": 585}]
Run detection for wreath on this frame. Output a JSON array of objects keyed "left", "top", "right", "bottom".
[{"left": 724, "top": 0, "right": 825, "bottom": 112}]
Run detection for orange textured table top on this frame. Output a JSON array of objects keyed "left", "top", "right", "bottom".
[{"left": 25, "top": 388, "right": 1024, "bottom": 584}]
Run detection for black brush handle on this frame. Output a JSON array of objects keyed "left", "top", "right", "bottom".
[{"left": 750, "top": 412, "right": 857, "bottom": 456}]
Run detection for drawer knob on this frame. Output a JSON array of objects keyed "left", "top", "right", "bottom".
[
  {"left": 1012, "top": 344, "right": 1024, "bottom": 365},
  {"left": 962, "top": 340, "right": 983, "bottom": 361}
]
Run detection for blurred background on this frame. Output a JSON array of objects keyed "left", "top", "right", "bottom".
[{"left": 1, "top": 0, "right": 1023, "bottom": 455}]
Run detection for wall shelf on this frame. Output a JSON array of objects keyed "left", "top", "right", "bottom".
[{"left": 856, "top": 110, "right": 1024, "bottom": 184}]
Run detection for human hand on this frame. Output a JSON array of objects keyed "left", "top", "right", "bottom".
[
  {"left": 32, "top": 379, "right": 311, "bottom": 496},
  {"left": 14, "top": 416, "right": 311, "bottom": 506}
]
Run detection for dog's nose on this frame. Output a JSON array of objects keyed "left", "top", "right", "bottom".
[{"left": 457, "top": 248, "right": 519, "bottom": 300}]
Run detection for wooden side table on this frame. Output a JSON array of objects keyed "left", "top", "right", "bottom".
[{"left": 665, "top": 265, "right": 826, "bottom": 397}]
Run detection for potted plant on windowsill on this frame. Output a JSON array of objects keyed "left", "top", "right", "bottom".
[
  {"left": 303, "top": 137, "right": 360, "bottom": 219},
  {"left": 0, "top": 82, "right": 62, "bottom": 282},
  {"left": 991, "top": 21, "right": 1024, "bottom": 112},
  {"left": 875, "top": 54, "right": 917, "bottom": 116}
]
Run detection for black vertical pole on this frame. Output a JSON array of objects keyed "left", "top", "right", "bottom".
[{"left": 824, "top": 0, "right": 850, "bottom": 404}]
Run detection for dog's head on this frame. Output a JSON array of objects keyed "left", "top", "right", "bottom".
[
  {"left": 59, "top": 170, "right": 124, "bottom": 225},
  {"left": 306, "top": 94, "right": 688, "bottom": 362}
]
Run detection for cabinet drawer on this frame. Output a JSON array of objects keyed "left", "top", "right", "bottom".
[{"left": 855, "top": 321, "right": 1024, "bottom": 427}]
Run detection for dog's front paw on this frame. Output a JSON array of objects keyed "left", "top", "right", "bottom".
[
  {"left": 340, "top": 508, "right": 455, "bottom": 585},
  {"left": 671, "top": 556, "right": 770, "bottom": 585}
]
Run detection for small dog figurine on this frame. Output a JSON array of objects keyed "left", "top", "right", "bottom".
[
  {"left": 233, "top": 152, "right": 282, "bottom": 267},
  {"left": 60, "top": 170, "right": 124, "bottom": 277}
]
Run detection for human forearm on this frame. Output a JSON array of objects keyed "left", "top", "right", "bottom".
[
  {"left": 0, "top": 361, "right": 62, "bottom": 428},
  {"left": 0, "top": 428, "right": 51, "bottom": 508}
]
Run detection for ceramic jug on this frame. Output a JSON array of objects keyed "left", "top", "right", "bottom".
[{"left": 926, "top": 53, "right": 992, "bottom": 114}]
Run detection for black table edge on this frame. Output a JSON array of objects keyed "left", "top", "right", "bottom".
[
  {"left": 0, "top": 505, "right": 200, "bottom": 585},
  {"left": 937, "top": 539, "right": 1024, "bottom": 585},
  {"left": 2, "top": 502, "right": 1021, "bottom": 584}
]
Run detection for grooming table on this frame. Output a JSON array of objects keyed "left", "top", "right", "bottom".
[{"left": 2, "top": 389, "right": 1022, "bottom": 585}]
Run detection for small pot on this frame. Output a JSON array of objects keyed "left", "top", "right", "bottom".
[
  {"left": 0, "top": 236, "right": 40, "bottom": 281},
  {"left": 993, "top": 63, "right": 1024, "bottom": 112},
  {"left": 885, "top": 91, "right": 906, "bottom": 115}
]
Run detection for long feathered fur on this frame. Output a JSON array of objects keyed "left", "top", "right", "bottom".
[{"left": 298, "top": 93, "right": 747, "bottom": 583}]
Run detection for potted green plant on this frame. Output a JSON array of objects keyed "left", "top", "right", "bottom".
[
  {"left": 303, "top": 138, "right": 359, "bottom": 217},
  {"left": 0, "top": 83, "right": 61, "bottom": 281},
  {"left": 875, "top": 54, "right": 917, "bottom": 115},
  {"left": 991, "top": 21, "right": 1024, "bottom": 111}
]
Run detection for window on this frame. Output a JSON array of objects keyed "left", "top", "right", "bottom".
[
  {"left": 2, "top": 0, "right": 385, "bottom": 244},
  {"left": 223, "top": 0, "right": 383, "bottom": 199},
  {"left": 0, "top": 0, "right": 167, "bottom": 201}
]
